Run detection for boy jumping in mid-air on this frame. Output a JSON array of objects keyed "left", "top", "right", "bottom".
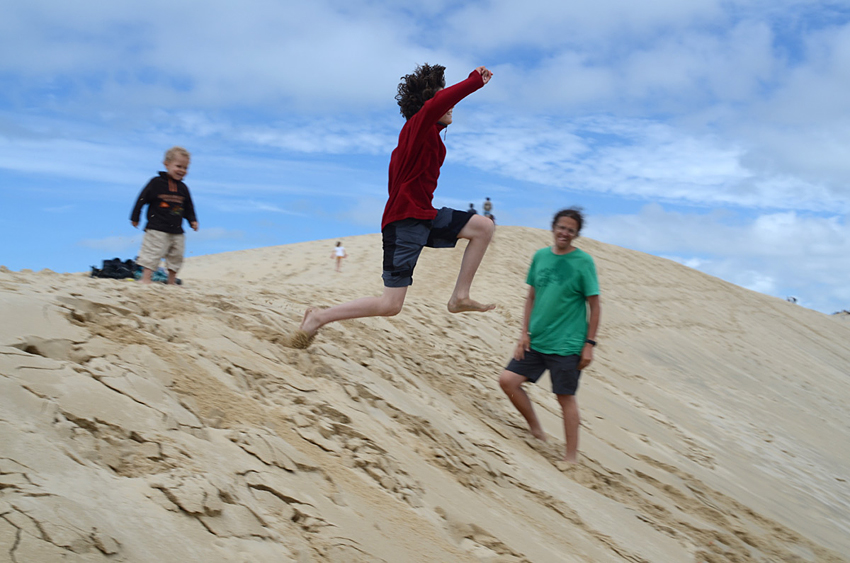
[{"left": 293, "top": 64, "right": 495, "bottom": 348}]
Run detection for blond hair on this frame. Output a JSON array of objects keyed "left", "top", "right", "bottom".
[{"left": 164, "top": 146, "right": 191, "bottom": 163}]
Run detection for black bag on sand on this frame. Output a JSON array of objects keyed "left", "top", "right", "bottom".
[{"left": 90, "top": 258, "right": 136, "bottom": 279}]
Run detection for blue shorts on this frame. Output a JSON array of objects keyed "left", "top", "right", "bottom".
[
  {"left": 505, "top": 349, "right": 582, "bottom": 395},
  {"left": 381, "top": 207, "right": 474, "bottom": 287}
]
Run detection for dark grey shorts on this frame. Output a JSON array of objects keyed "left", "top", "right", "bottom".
[
  {"left": 505, "top": 348, "right": 582, "bottom": 395},
  {"left": 382, "top": 207, "right": 474, "bottom": 287}
]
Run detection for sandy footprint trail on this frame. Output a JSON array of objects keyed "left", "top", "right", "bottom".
[{"left": 1, "top": 227, "right": 848, "bottom": 562}]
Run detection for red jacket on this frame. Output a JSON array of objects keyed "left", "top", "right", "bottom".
[{"left": 381, "top": 70, "right": 485, "bottom": 229}]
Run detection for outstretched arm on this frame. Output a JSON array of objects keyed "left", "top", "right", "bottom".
[{"left": 419, "top": 66, "right": 493, "bottom": 124}]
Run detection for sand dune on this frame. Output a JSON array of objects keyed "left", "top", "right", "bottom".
[{"left": 1, "top": 226, "right": 848, "bottom": 562}]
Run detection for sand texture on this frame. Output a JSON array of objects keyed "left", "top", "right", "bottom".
[{"left": 1, "top": 226, "right": 848, "bottom": 562}]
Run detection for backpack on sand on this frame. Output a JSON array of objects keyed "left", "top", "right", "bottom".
[{"left": 90, "top": 258, "right": 136, "bottom": 280}]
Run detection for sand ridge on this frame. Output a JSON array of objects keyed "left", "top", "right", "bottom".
[{"left": 1, "top": 226, "right": 848, "bottom": 562}]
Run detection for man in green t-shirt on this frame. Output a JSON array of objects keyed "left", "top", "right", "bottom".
[{"left": 499, "top": 208, "right": 601, "bottom": 464}]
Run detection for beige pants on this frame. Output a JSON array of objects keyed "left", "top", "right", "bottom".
[{"left": 137, "top": 230, "right": 185, "bottom": 272}]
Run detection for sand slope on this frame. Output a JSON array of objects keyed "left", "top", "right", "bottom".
[{"left": 1, "top": 226, "right": 848, "bottom": 562}]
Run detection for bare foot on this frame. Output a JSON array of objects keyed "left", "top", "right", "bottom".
[
  {"left": 447, "top": 297, "right": 495, "bottom": 313},
  {"left": 556, "top": 460, "right": 579, "bottom": 472},
  {"left": 563, "top": 453, "right": 578, "bottom": 464},
  {"left": 289, "top": 308, "right": 321, "bottom": 349},
  {"left": 530, "top": 426, "right": 547, "bottom": 442},
  {"left": 299, "top": 307, "right": 322, "bottom": 335}
]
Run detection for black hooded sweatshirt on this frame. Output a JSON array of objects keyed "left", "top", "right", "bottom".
[{"left": 130, "top": 172, "right": 197, "bottom": 234}]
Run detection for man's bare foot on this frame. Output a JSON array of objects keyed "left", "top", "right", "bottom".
[
  {"left": 529, "top": 425, "right": 547, "bottom": 441},
  {"left": 563, "top": 453, "right": 578, "bottom": 464},
  {"left": 556, "top": 460, "right": 579, "bottom": 472},
  {"left": 447, "top": 297, "right": 495, "bottom": 313}
]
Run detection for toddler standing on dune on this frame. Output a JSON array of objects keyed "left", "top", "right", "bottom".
[{"left": 130, "top": 146, "right": 199, "bottom": 285}]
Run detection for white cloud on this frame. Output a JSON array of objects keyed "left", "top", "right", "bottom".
[
  {"left": 0, "top": 1, "right": 437, "bottom": 112},
  {"left": 587, "top": 205, "right": 850, "bottom": 312},
  {"left": 232, "top": 120, "right": 396, "bottom": 155},
  {"left": 589, "top": 205, "right": 850, "bottom": 257},
  {"left": 446, "top": 0, "right": 724, "bottom": 50},
  {"left": 0, "top": 135, "right": 150, "bottom": 184},
  {"left": 731, "top": 270, "right": 778, "bottom": 295},
  {"left": 451, "top": 115, "right": 848, "bottom": 212},
  {"left": 618, "top": 21, "right": 777, "bottom": 105}
]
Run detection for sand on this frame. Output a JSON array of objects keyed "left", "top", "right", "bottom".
[{"left": 1, "top": 226, "right": 848, "bottom": 562}]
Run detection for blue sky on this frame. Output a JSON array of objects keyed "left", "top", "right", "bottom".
[{"left": 2, "top": 0, "right": 849, "bottom": 314}]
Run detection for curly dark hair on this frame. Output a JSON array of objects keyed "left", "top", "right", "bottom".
[{"left": 396, "top": 63, "right": 446, "bottom": 120}]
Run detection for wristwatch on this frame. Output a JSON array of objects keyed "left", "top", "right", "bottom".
[{"left": 585, "top": 339, "right": 597, "bottom": 346}]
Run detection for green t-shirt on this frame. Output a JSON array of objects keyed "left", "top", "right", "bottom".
[{"left": 526, "top": 246, "right": 599, "bottom": 355}]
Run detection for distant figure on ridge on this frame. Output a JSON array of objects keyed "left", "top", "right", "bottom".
[
  {"left": 292, "top": 64, "right": 496, "bottom": 348},
  {"left": 468, "top": 203, "right": 478, "bottom": 214},
  {"left": 483, "top": 197, "right": 495, "bottom": 225},
  {"left": 482, "top": 197, "right": 493, "bottom": 218},
  {"left": 332, "top": 241, "right": 348, "bottom": 272},
  {"left": 498, "top": 208, "right": 600, "bottom": 464},
  {"left": 130, "top": 146, "right": 199, "bottom": 285}
]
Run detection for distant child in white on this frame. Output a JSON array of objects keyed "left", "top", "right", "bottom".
[{"left": 332, "top": 241, "right": 347, "bottom": 272}]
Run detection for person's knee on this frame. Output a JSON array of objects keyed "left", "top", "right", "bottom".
[
  {"left": 383, "top": 300, "right": 404, "bottom": 316},
  {"left": 558, "top": 394, "right": 579, "bottom": 417},
  {"left": 482, "top": 215, "right": 495, "bottom": 237},
  {"left": 557, "top": 394, "right": 576, "bottom": 406},
  {"left": 379, "top": 294, "right": 405, "bottom": 316},
  {"left": 460, "top": 215, "right": 495, "bottom": 242},
  {"left": 499, "top": 370, "right": 521, "bottom": 393},
  {"left": 474, "top": 215, "right": 495, "bottom": 241},
  {"left": 377, "top": 286, "right": 408, "bottom": 316}
]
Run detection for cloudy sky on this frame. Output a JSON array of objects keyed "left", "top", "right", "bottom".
[{"left": 2, "top": 0, "right": 849, "bottom": 314}]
